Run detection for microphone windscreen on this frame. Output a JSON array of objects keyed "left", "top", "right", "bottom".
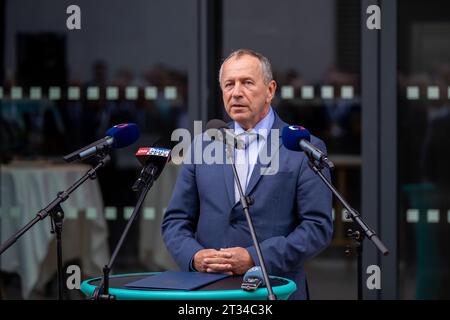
[
  {"left": 281, "top": 125, "right": 311, "bottom": 151},
  {"left": 243, "top": 266, "right": 266, "bottom": 286},
  {"left": 106, "top": 123, "right": 140, "bottom": 148},
  {"left": 206, "top": 119, "right": 229, "bottom": 131}
]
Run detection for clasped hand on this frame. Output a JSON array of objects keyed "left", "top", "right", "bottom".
[{"left": 193, "top": 247, "right": 254, "bottom": 275}]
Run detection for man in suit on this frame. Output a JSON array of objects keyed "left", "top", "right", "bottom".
[{"left": 162, "top": 49, "right": 333, "bottom": 299}]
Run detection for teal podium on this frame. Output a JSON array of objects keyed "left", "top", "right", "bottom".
[{"left": 80, "top": 272, "right": 296, "bottom": 300}]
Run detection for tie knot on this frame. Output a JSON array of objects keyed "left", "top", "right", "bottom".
[{"left": 238, "top": 132, "right": 259, "bottom": 149}]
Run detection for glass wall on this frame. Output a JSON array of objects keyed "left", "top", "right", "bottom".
[
  {"left": 221, "top": 0, "right": 361, "bottom": 299},
  {"left": 0, "top": 0, "right": 195, "bottom": 299},
  {"left": 398, "top": 0, "right": 450, "bottom": 299},
  {"left": 7, "top": 0, "right": 447, "bottom": 301}
]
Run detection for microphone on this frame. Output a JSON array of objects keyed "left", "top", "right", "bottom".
[
  {"left": 93, "top": 138, "right": 172, "bottom": 301},
  {"left": 207, "top": 119, "right": 277, "bottom": 299},
  {"left": 132, "top": 139, "right": 172, "bottom": 192},
  {"left": 282, "top": 125, "right": 335, "bottom": 170},
  {"left": 241, "top": 266, "right": 266, "bottom": 291},
  {"left": 206, "top": 119, "right": 245, "bottom": 150},
  {"left": 63, "top": 123, "right": 140, "bottom": 163}
]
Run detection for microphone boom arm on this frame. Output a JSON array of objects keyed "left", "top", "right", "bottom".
[
  {"left": 0, "top": 154, "right": 111, "bottom": 300},
  {"left": 92, "top": 160, "right": 160, "bottom": 300},
  {"left": 306, "top": 155, "right": 388, "bottom": 300},
  {"left": 225, "top": 145, "right": 277, "bottom": 300}
]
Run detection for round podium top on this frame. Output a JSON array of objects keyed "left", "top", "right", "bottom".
[{"left": 81, "top": 272, "right": 297, "bottom": 300}]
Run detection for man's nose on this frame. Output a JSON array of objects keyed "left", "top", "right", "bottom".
[{"left": 231, "top": 83, "right": 243, "bottom": 98}]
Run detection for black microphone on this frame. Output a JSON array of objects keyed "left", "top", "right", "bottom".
[
  {"left": 63, "top": 123, "right": 140, "bottom": 163},
  {"left": 206, "top": 119, "right": 246, "bottom": 150},
  {"left": 207, "top": 120, "right": 277, "bottom": 300},
  {"left": 132, "top": 140, "right": 172, "bottom": 192},
  {"left": 282, "top": 125, "right": 335, "bottom": 170},
  {"left": 93, "top": 138, "right": 172, "bottom": 301}
]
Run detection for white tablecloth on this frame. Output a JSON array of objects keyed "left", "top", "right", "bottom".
[{"left": 0, "top": 162, "right": 110, "bottom": 299}]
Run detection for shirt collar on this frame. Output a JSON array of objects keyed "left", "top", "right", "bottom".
[{"left": 234, "top": 106, "right": 275, "bottom": 141}]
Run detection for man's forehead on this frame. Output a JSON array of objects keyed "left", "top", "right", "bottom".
[{"left": 222, "top": 55, "right": 262, "bottom": 77}]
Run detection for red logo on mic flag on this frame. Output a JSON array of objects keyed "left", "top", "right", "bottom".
[{"left": 136, "top": 148, "right": 150, "bottom": 155}]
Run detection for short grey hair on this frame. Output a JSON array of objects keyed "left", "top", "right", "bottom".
[{"left": 219, "top": 49, "right": 273, "bottom": 85}]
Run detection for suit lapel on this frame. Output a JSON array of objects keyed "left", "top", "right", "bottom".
[
  {"left": 245, "top": 114, "right": 285, "bottom": 196},
  {"left": 222, "top": 112, "right": 288, "bottom": 207}
]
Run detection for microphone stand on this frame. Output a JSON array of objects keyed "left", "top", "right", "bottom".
[
  {"left": 0, "top": 153, "right": 111, "bottom": 300},
  {"left": 225, "top": 144, "right": 277, "bottom": 301},
  {"left": 91, "top": 164, "right": 158, "bottom": 300},
  {"left": 306, "top": 155, "right": 389, "bottom": 300}
]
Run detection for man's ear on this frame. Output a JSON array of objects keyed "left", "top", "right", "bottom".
[{"left": 266, "top": 80, "right": 277, "bottom": 103}]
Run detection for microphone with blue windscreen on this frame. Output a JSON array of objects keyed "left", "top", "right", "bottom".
[
  {"left": 105, "top": 123, "right": 140, "bottom": 148},
  {"left": 241, "top": 266, "right": 266, "bottom": 291},
  {"left": 282, "top": 125, "right": 334, "bottom": 169},
  {"left": 63, "top": 123, "right": 140, "bottom": 163}
]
